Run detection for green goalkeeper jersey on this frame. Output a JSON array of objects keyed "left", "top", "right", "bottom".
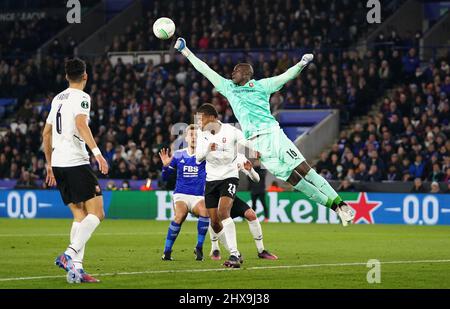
[{"left": 186, "top": 53, "right": 305, "bottom": 139}]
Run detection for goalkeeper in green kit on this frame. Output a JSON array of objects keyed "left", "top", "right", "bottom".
[{"left": 174, "top": 38, "right": 354, "bottom": 226}]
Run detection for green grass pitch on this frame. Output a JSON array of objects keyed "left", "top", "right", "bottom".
[{"left": 1, "top": 218, "right": 450, "bottom": 289}]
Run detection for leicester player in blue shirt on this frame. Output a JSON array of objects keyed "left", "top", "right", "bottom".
[{"left": 160, "top": 124, "right": 209, "bottom": 261}]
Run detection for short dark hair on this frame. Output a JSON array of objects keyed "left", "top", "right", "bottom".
[
  {"left": 197, "top": 103, "right": 218, "bottom": 118},
  {"left": 65, "top": 58, "right": 86, "bottom": 82}
]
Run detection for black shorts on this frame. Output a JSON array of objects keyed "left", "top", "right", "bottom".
[
  {"left": 230, "top": 197, "right": 251, "bottom": 219},
  {"left": 204, "top": 177, "right": 239, "bottom": 209},
  {"left": 53, "top": 165, "right": 102, "bottom": 205}
]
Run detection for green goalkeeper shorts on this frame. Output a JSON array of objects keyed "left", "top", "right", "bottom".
[{"left": 250, "top": 126, "right": 305, "bottom": 181}]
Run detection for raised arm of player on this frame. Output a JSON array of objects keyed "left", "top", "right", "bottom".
[
  {"left": 159, "top": 148, "right": 176, "bottom": 181},
  {"left": 174, "top": 38, "right": 227, "bottom": 90},
  {"left": 259, "top": 54, "right": 314, "bottom": 94},
  {"left": 75, "top": 114, "right": 108, "bottom": 175},
  {"left": 42, "top": 123, "right": 56, "bottom": 186}
]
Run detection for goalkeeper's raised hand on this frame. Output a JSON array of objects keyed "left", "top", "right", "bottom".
[
  {"left": 300, "top": 53, "right": 314, "bottom": 67},
  {"left": 174, "top": 37, "right": 190, "bottom": 57}
]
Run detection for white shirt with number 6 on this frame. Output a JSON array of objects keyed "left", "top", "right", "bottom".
[{"left": 46, "top": 88, "right": 91, "bottom": 167}]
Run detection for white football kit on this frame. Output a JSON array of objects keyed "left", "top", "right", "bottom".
[
  {"left": 46, "top": 88, "right": 91, "bottom": 167},
  {"left": 195, "top": 122, "right": 246, "bottom": 181}
]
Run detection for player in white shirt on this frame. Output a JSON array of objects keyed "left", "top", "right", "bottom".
[
  {"left": 209, "top": 153, "right": 278, "bottom": 261},
  {"left": 195, "top": 103, "right": 247, "bottom": 268},
  {"left": 42, "top": 58, "right": 109, "bottom": 284}
]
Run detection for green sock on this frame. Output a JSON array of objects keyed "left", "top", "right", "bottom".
[
  {"left": 294, "top": 178, "right": 333, "bottom": 208},
  {"left": 304, "top": 169, "right": 340, "bottom": 202}
]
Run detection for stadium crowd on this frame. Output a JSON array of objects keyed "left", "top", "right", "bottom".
[
  {"left": 315, "top": 58, "right": 450, "bottom": 188},
  {"left": 115, "top": 0, "right": 404, "bottom": 51},
  {"left": 0, "top": 0, "right": 448, "bottom": 192},
  {"left": 1, "top": 44, "right": 418, "bottom": 183}
]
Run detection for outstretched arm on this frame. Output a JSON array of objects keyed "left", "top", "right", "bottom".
[
  {"left": 174, "top": 38, "right": 227, "bottom": 91},
  {"left": 259, "top": 54, "right": 314, "bottom": 94}
]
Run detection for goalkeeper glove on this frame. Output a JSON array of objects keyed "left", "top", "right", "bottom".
[
  {"left": 299, "top": 53, "right": 314, "bottom": 67},
  {"left": 174, "top": 38, "right": 191, "bottom": 57}
]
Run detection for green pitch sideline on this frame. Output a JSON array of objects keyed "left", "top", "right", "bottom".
[{"left": 174, "top": 37, "right": 355, "bottom": 226}]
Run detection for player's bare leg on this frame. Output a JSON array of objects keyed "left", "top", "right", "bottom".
[
  {"left": 218, "top": 196, "right": 241, "bottom": 268},
  {"left": 162, "top": 201, "right": 188, "bottom": 261},
  {"left": 191, "top": 200, "right": 209, "bottom": 261},
  {"left": 294, "top": 161, "right": 355, "bottom": 226},
  {"left": 243, "top": 208, "right": 278, "bottom": 260}
]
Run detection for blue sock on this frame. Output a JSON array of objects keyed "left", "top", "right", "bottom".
[
  {"left": 164, "top": 221, "right": 181, "bottom": 253},
  {"left": 196, "top": 216, "right": 209, "bottom": 249}
]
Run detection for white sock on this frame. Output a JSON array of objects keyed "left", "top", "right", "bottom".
[
  {"left": 247, "top": 219, "right": 264, "bottom": 254},
  {"left": 221, "top": 218, "right": 239, "bottom": 257},
  {"left": 217, "top": 229, "right": 229, "bottom": 252},
  {"left": 70, "top": 222, "right": 84, "bottom": 270},
  {"left": 65, "top": 214, "right": 100, "bottom": 258},
  {"left": 209, "top": 226, "right": 220, "bottom": 252}
]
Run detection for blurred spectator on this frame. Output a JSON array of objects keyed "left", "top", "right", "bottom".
[
  {"left": 106, "top": 180, "right": 117, "bottom": 191},
  {"left": 386, "top": 165, "right": 401, "bottom": 181},
  {"left": 337, "top": 179, "right": 356, "bottom": 192},
  {"left": 316, "top": 151, "right": 331, "bottom": 174},
  {"left": 411, "top": 178, "right": 426, "bottom": 193},
  {"left": 409, "top": 155, "right": 425, "bottom": 179},
  {"left": 430, "top": 181, "right": 440, "bottom": 193},
  {"left": 444, "top": 168, "right": 450, "bottom": 183},
  {"left": 428, "top": 163, "right": 444, "bottom": 182},
  {"left": 120, "top": 180, "right": 130, "bottom": 191},
  {"left": 355, "top": 163, "right": 369, "bottom": 181},
  {"left": 402, "top": 48, "right": 420, "bottom": 81},
  {"left": 368, "top": 165, "right": 382, "bottom": 182},
  {"left": 267, "top": 181, "right": 284, "bottom": 192},
  {"left": 14, "top": 170, "right": 38, "bottom": 189}
]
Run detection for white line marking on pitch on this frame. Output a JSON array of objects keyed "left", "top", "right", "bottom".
[
  {"left": 1, "top": 259, "right": 450, "bottom": 282},
  {"left": 0, "top": 232, "right": 196, "bottom": 237}
]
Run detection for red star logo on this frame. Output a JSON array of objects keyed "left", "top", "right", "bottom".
[{"left": 346, "top": 192, "right": 382, "bottom": 224}]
